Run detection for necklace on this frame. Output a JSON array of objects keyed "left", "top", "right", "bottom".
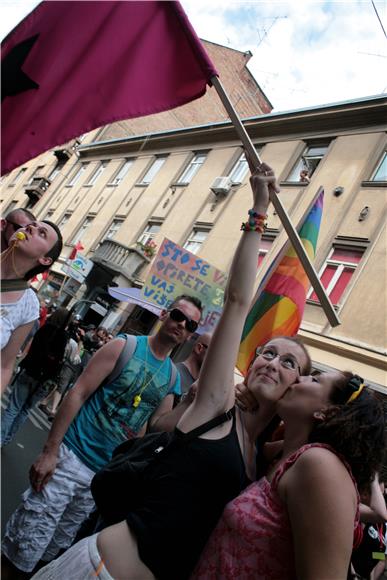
[
  {"left": 1, "top": 236, "right": 25, "bottom": 279},
  {"left": 132, "top": 338, "right": 168, "bottom": 408}
]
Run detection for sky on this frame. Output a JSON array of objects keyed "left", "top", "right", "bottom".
[{"left": 1, "top": 0, "right": 386, "bottom": 112}]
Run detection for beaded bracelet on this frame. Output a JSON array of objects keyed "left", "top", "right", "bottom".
[{"left": 241, "top": 209, "right": 267, "bottom": 233}]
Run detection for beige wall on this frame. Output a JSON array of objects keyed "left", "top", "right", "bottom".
[{"left": 1, "top": 97, "right": 386, "bottom": 389}]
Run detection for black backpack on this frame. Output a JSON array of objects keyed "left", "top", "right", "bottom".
[{"left": 91, "top": 408, "right": 235, "bottom": 525}]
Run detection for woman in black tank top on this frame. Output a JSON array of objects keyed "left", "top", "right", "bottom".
[{"left": 33, "top": 164, "right": 311, "bottom": 580}]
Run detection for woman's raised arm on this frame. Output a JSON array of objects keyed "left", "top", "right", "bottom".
[{"left": 179, "top": 163, "right": 279, "bottom": 430}]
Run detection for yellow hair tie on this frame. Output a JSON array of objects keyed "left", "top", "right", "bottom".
[
  {"left": 15, "top": 231, "right": 26, "bottom": 240},
  {"left": 347, "top": 383, "right": 365, "bottom": 403}
]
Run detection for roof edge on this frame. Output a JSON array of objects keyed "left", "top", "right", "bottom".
[{"left": 78, "top": 94, "right": 387, "bottom": 153}]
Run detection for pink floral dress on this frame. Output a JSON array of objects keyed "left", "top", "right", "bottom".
[{"left": 191, "top": 443, "right": 361, "bottom": 580}]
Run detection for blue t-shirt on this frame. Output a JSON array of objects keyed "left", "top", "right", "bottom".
[{"left": 64, "top": 335, "right": 181, "bottom": 472}]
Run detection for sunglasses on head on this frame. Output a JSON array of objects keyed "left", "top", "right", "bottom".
[{"left": 168, "top": 308, "right": 199, "bottom": 333}]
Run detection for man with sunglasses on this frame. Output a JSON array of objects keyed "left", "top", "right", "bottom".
[
  {"left": 3, "top": 295, "right": 202, "bottom": 575},
  {"left": 1, "top": 207, "right": 36, "bottom": 252}
]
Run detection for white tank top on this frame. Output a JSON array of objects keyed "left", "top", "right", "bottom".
[{"left": 0, "top": 288, "right": 39, "bottom": 349}]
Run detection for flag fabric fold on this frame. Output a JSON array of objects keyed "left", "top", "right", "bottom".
[
  {"left": 69, "top": 241, "right": 84, "bottom": 261},
  {"left": 237, "top": 189, "right": 324, "bottom": 375},
  {"left": 1, "top": 0, "right": 218, "bottom": 175}
]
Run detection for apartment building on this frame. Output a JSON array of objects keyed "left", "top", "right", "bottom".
[{"left": 1, "top": 89, "right": 386, "bottom": 391}]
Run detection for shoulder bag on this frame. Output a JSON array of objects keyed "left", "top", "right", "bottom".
[{"left": 91, "top": 407, "right": 235, "bottom": 523}]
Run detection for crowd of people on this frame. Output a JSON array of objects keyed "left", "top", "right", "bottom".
[{"left": 1, "top": 164, "right": 386, "bottom": 579}]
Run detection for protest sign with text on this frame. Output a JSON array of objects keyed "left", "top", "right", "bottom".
[{"left": 140, "top": 238, "right": 227, "bottom": 332}]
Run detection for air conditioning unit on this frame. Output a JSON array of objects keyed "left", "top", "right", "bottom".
[{"left": 210, "top": 176, "right": 232, "bottom": 196}]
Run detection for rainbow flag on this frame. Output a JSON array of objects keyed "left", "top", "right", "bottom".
[{"left": 237, "top": 189, "right": 324, "bottom": 375}]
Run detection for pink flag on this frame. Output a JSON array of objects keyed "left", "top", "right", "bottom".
[{"left": 1, "top": 1, "right": 218, "bottom": 175}]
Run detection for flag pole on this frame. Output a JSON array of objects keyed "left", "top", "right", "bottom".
[{"left": 211, "top": 75, "right": 340, "bottom": 327}]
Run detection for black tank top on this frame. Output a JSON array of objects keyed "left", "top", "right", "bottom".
[{"left": 126, "top": 412, "right": 248, "bottom": 580}]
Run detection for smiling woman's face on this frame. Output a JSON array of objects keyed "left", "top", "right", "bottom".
[{"left": 246, "top": 338, "right": 308, "bottom": 405}]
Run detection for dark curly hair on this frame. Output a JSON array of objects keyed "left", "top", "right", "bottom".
[{"left": 309, "top": 372, "right": 386, "bottom": 493}]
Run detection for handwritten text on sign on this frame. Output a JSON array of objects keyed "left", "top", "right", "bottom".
[{"left": 141, "top": 238, "right": 227, "bottom": 331}]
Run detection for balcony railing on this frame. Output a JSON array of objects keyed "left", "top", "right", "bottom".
[
  {"left": 24, "top": 177, "right": 51, "bottom": 203},
  {"left": 92, "top": 239, "right": 150, "bottom": 280},
  {"left": 54, "top": 139, "right": 81, "bottom": 161}
]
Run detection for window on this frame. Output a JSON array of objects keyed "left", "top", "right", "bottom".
[
  {"left": 67, "top": 163, "right": 88, "bottom": 186},
  {"left": 85, "top": 160, "right": 109, "bottom": 186},
  {"left": 138, "top": 222, "right": 162, "bottom": 245},
  {"left": 49, "top": 159, "right": 67, "bottom": 181},
  {"left": 71, "top": 216, "right": 94, "bottom": 244},
  {"left": 371, "top": 151, "right": 387, "bottom": 182},
  {"left": 183, "top": 228, "right": 210, "bottom": 255},
  {"left": 9, "top": 167, "right": 27, "bottom": 186},
  {"left": 45, "top": 210, "right": 54, "bottom": 220},
  {"left": 140, "top": 157, "right": 167, "bottom": 185},
  {"left": 58, "top": 212, "right": 72, "bottom": 228},
  {"left": 287, "top": 144, "right": 329, "bottom": 182},
  {"left": 258, "top": 235, "right": 275, "bottom": 268},
  {"left": 229, "top": 153, "right": 249, "bottom": 184},
  {"left": 28, "top": 166, "right": 45, "bottom": 183},
  {"left": 308, "top": 247, "right": 364, "bottom": 306},
  {"left": 177, "top": 153, "right": 207, "bottom": 184},
  {"left": 25, "top": 197, "right": 37, "bottom": 210},
  {"left": 108, "top": 159, "right": 133, "bottom": 185},
  {"left": 4, "top": 200, "right": 18, "bottom": 214},
  {"left": 104, "top": 218, "right": 124, "bottom": 240}
]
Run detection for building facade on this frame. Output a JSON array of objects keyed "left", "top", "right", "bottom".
[{"left": 1, "top": 93, "right": 386, "bottom": 391}]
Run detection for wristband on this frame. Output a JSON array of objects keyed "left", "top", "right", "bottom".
[{"left": 241, "top": 209, "right": 267, "bottom": 233}]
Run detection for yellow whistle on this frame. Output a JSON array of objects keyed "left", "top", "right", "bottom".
[
  {"left": 132, "top": 395, "right": 142, "bottom": 408},
  {"left": 15, "top": 231, "right": 26, "bottom": 240}
]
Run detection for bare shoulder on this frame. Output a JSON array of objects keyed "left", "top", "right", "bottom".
[
  {"left": 278, "top": 445, "right": 357, "bottom": 517},
  {"left": 297, "top": 445, "right": 343, "bottom": 466},
  {"left": 107, "top": 336, "right": 127, "bottom": 354},
  {"left": 289, "top": 446, "right": 355, "bottom": 490},
  {"left": 283, "top": 447, "right": 359, "bottom": 579},
  {"left": 86, "top": 336, "right": 126, "bottom": 366},
  {"left": 101, "top": 336, "right": 126, "bottom": 353}
]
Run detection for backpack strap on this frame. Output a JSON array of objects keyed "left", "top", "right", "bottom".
[
  {"left": 103, "top": 334, "right": 137, "bottom": 386},
  {"left": 104, "top": 336, "right": 175, "bottom": 390},
  {"left": 169, "top": 361, "right": 178, "bottom": 391},
  {"left": 176, "top": 407, "right": 235, "bottom": 442}
]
